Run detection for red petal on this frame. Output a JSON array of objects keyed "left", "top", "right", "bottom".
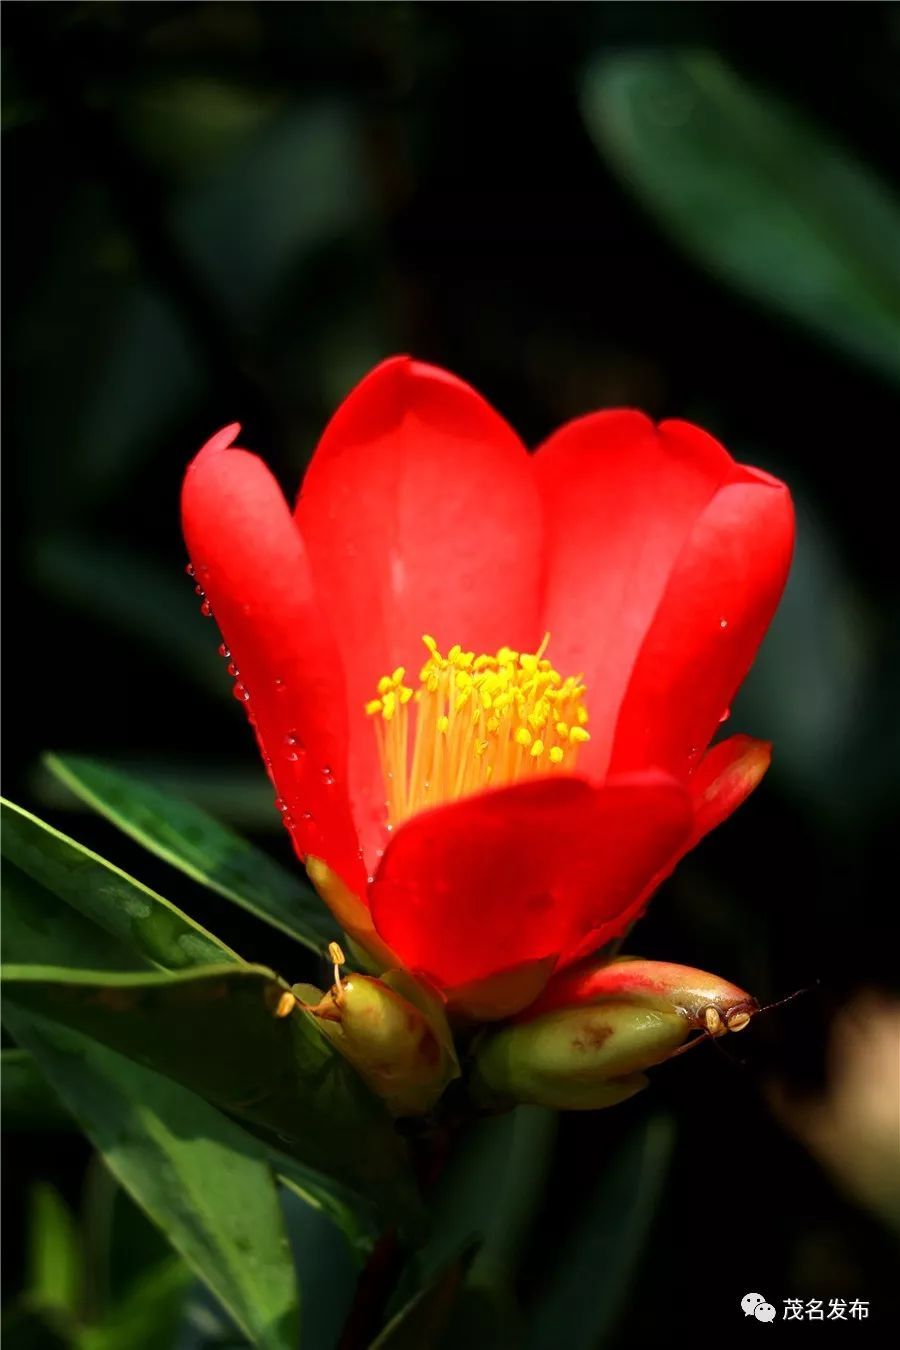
[
  {"left": 182, "top": 428, "right": 365, "bottom": 894},
  {"left": 609, "top": 474, "right": 794, "bottom": 776},
  {"left": 687, "top": 733, "right": 772, "bottom": 847},
  {"left": 296, "top": 357, "right": 543, "bottom": 870},
  {"left": 558, "top": 734, "right": 773, "bottom": 969},
  {"left": 534, "top": 413, "right": 738, "bottom": 780},
  {"left": 368, "top": 772, "right": 692, "bottom": 1004}
]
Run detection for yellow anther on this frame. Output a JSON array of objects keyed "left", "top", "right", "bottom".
[
  {"left": 327, "top": 942, "right": 346, "bottom": 999},
  {"left": 365, "top": 635, "right": 591, "bottom": 827}
]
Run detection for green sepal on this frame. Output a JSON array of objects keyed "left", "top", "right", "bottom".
[{"left": 470, "top": 1001, "right": 689, "bottom": 1110}]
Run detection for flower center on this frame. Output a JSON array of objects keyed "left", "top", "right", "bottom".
[{"left": 366, "top": 634, "right": 590, "bottom": 827}]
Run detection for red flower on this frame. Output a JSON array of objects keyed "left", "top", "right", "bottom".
[{"left": 182, "top": 358, "right": 793, "bottom": 1018}]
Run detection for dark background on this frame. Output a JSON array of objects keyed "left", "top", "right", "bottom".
[{"left": 4, "top": 2, "right": 899, "bottom": 1346}]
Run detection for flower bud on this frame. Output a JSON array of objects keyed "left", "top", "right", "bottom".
[
  {"left": 470, "top": 1000, "right": 691, "bottom": 1110},
  {"left": 302, "top": 947, "right": 459, "bottom": 1117},
  {"left": 521, "top": 957, "right": 759, "bottom": 1036}
]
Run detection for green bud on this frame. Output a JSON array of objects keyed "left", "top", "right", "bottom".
[
  {"left": 470, "top": 1000, "right": 690, "bottom": 1111},
  {"left": 302, "top": 950, "right": 459, "bottom": 1117}
]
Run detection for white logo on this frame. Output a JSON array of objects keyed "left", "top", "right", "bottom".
[{"left": 742, "top": 1293, "right": 777, "bottom": 1323}]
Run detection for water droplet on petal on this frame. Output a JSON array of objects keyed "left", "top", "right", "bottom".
[
  {"left": 284, "top": 731, "right": 305, "bottom": 761},
  {"left": 719, "top": 706, "right": 731, "bottom": 724},
  {"left": 200, "top": 600, "right": 213, "bottom": 618},
  {"left": 218, "top": 643, "right": 231, "bottom": 660},
  {"left": 719, "top": 618, "right": 728, "bottom": 629},
  {"left": 232, "top": 682, "right": 250, "bottom": 703},
  {"left": 301, "top": 811, "right": 313, "bottom": 822},
  {"left": 275, "top": 798, "right": 289, "bottom": 814},
  {"left": 273, "top": 677, "right": 286, "bottom": 694},
  {"left": 185, "top": 563, "right": 195, "bottom": 578},
  {"left": 321, "top": 765, "right": 334, "bottom": 783},
  {"left": 194, "top": 584, "right": 205, "bottom": 597},
  {"left": 227, "top": 662, "right": 240, "bottom": 678}
]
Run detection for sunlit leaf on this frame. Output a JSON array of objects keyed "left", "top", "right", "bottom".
[
  {"left": 44, "top": 755, "right": 338, "bottom": 954},
  {"left": 34, "top": 760, "right": 280, "bottom": 833},
  {"left": 2, "top": 962, "right": 421, "bottom": 1228},
  {"left": 582, "top": 51, "right": 900, "bottom": 382},
  {"left": 1, "top": 800, "right": 238, "bottom": 971},
  {"left": 4, "top": 1006, "right": 299, "bottom": 1350}
]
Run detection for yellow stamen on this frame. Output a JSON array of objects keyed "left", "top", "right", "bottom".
[{"left": 365, "top": 635, "right": 591, "bottom": 827}]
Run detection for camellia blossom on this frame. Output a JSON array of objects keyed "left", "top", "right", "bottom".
[{"left": 181, "top": 357, "right": 794, "bottom": 1019}]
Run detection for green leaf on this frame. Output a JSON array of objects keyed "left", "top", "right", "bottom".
[
  {"left": 2, "top": 962, "right": 421, "bottom": 1228},
  {"left": 44, "top": 755, "right": 339, "bottom": 955},
  {"left": 34, "top": 760, "right": 282, "bottom": 835},
  {"left": 395, "top": 1108, "right": 556, "bottom": 1345},
  {"left": 4, "top": 1006, "right": 299, "bottom": 1350},
  {"left": 276, "top": 1164, "right": 376, "bottom": 1267},
  {"left": 370, "top": 1258, "right": 468, "bottom": 1350},
  {"left": 278, "top": 1183, "right": 358, "bottom": 1350},
  {"left": 176, "top": 102, "right": 371, "bottom": 327},
  {"left": 2, "top": 860, "right": 145, "bottom": 974},
  {"left": 1, "top": 1050, "right": 75, "bottom": 1131},
  {"left": 26, "top": 1184, "right": 83, "bottom": 1318},
  {"left": 78, "top": 1257, "right": 192, "bottom": 1350},
  {"left": 526, "top": 1113, "right": 676, "bottom": 1349},
  {"left": 1, "top": 799, "right": 238, "bottom": 971},
  {"left": 581, "top": 51, "right": 900, "bottom": 383}
]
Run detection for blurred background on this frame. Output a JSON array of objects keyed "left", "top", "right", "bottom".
[{"left": 4, "top": 2, "right": 899, "bottom": 1345}]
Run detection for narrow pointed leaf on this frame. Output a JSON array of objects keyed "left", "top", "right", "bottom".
[
  {"left": 26, "top": 1184, "right": 82, "bottom": 1317},
  {"left": 370, "top": 1257, "right": 469, "bottom": 1350},
  {"left": 78, "top": 1257, "right": 191, "bottom": 1350},
  {"left": 2, "top": 860, "right": 146, "bottom": 973},
  {"left": 1, "top": 799, "right": 238, "bottom": 970},
  {"left": 44, "top": 754, "right": 338, "bottom": 953},
  {"left": 526, "top": 1113, "right": 676, "bottom": 1349},
  {"left": 2, "top": 962, "right": 421, "bottom": 1227},
  {"left": 4, "top": 1006, "right": 299, "bottom": 1350},
  {"left": 582, "top": 50, "right": 900, "bottom": 383}
]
